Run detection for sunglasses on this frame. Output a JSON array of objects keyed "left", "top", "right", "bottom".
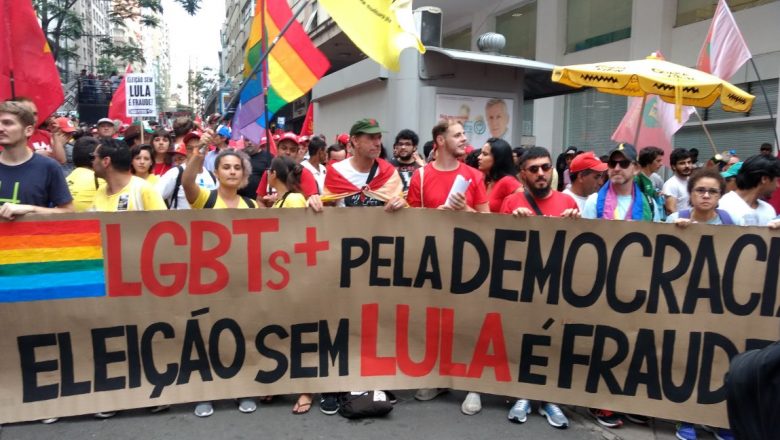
[
  {"left": 525, "top": 163, "right": 552, "bottom": 173},
  {"left": 608, "top": 159, "right": 632, "bottom": 169}
]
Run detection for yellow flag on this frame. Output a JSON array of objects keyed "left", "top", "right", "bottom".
[{"left": 320, "top": 0, "right": 425, "bottom": 71}]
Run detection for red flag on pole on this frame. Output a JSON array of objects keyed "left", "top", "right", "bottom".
[
  {"left": 0, "top": 0, "right": 65, "bottom": 125},
  {"left": 299, "top": 103, "right": 314, "bottom": 137},
  {"left": 697, "top": 0, "right": 752, "bottom": 80},
  {"left": 108, "top": 65, "right": 133, "bottom": 125}
]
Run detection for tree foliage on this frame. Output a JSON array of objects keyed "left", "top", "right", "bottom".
[{"left": 33, "top": 0, "right": 202, "bottom": 71}]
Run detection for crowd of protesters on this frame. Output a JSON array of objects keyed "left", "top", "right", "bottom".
[{"left": 1, "top": 98, "right": 779, "bottom": 439}]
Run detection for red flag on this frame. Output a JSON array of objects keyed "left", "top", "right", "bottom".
[
  {"left": 0, "top": 0, "right": 65, "bottom": 125},
  {"left": 697, "top": 0, "right": 751, "bottom": 80},
  {"left": 108, "top": 65, "right": 133, "bottom": 124},
  {"left": 267, "top": 131, "right": 277, "bottom": 156},
  {"left": 299, "top": 103, "right": 314, "bottom": 137}
]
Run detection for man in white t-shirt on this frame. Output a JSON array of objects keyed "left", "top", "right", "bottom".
[
  {"left": 718, "top": 154, "right": 780, "bottom": 226},
  {"left": 563, "top": 151, "right": 607, "bottom": 210},
  {"left": 301, "top": 135, "right": 327, "bottom": 193},
  {"left": 157, "top": 131, "right": 218, "bottom": 209},
  {"left": 662, "top": 148, "right": 693, "bottom": 215}
]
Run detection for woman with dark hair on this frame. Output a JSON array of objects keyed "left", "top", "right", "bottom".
[
  {"left": 130, "top": 144, "right": 158, "bottom": 184},
  {"left": 151, "top": 129, "right": 174, "bottom": 176},
  {"left": 666, "top": 168, "right": 733, "bottom": 226},
  {"left": 182, "top": 139, "right": 256, "bottom": 210},
  {"left": 478, "top": 137, "right": 522, "bottom": 212},
  {"left": 181, "top": 133, "right": 257, "bottom": 418},
  {"left": 268, "top": 156, "right": 307, "bottom": 208}
]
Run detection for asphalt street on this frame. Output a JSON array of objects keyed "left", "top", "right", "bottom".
[{"left": 1, "top": 390, "right": 609, "bottom": 440}]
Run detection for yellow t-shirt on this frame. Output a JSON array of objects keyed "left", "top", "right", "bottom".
[
  {"left": 92, "top": 176, "right": 167, "bottom": 211},
  {"left": 191, "top": 187, "right": 257, "bottom": 209},
  {"left": 66, "top": 167, "right": 106, "bottom": 212},
  {"left": 272, "top": 192, "right": 307, "bottom": 208},
  {"left": 143, "top": 174, "right": 159, "bottom": 185}
]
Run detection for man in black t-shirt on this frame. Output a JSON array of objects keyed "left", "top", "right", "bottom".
[
  {"left": 388, "top": 129, "right": 424, "bottom": 193},
  {"left": 238, "top": 137, "right": 273, "bottom": 199},
  {"left": 0, "top": 101, "right": 73, "bottom": 219}
]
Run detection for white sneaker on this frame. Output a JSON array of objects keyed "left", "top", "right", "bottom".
[
  {"left": 194, "top": 402, "right": 214, "bottom": 417},
  {"left": 94, "top": 412, "right": 116, "bottom": 419},
  {"left": 508, "top": 399, "right": 532, "bottom": 423},
  {"left": 237, "top": 398, "right": 257, "bottom": 413},
  {"left": 461, "top": 392, "right": 482, "bottom": 415},
  {"left": 41, "top": 418, "right": 59, "bottom": 424},
  {"left": 414, "top": 388, "right": 447, "bottom": 401}
]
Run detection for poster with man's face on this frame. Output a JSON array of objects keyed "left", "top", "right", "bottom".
[{"left": 435, "top": 94, "right": 514, "bottom": 148}]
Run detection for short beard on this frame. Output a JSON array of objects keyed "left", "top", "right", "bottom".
[{"left": 527, "top": 184, "right": 551, "bottom": 199}]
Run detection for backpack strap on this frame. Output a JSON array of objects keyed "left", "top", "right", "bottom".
[
  {"left": 167, "top": 165, "right": 184, "bottom": 209},
  {"left": 241, "top": 195, "right": 257, "bottom": 208},
  {"left": 717, "top": 209, "right": 734, "bottom": 225},
  {"left": 204, "top": 189, "right": 219, "bottom": 209}
]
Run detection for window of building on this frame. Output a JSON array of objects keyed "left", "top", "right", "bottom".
[
  {"left": 564, "top": 89, "right": 628, "bottom": 156},
  {"left": 443, "top": 27, "right": 471, "bottom": 51},
  {"left": 495, "top": 2, "right": 536, "bottom": 58},
  {"left": 676, "top": 0, "right": 776, "bottom": 26},
  {"left": 566, "top": 0, "right": 631, "bottom": 53}
]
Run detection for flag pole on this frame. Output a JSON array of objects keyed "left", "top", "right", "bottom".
[
  {"left": 261, "top": 0, "right": 271, "bottom": 141},
  {"left": 226, "top": 0, "right": 309, "bottom": 117},
  {"left": 748, "top": 58, "right": 780, "bottom": 149},
  {"left": 632, "top": 95, "right": 647, "bottom": 147},
  {"left": 692, "top": 108, "right": 718, "bottom": 155}
]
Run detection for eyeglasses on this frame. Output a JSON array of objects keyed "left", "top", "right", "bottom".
[
  {"left": 608, "top": 159, "right": 632, "bottom": 169},
  {"left": 692, "top": 187, "right": 721, "bottom": 196},
  {"left": 525, "top": 163, "right": 552, "bottom": 173},
  {"left": 395, "top": 141, "right": 414, "bottom": 147}
]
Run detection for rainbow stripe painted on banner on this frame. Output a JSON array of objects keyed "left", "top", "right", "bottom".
[{"left": 0, "top": 219, "right": 105, "bottom": 302}]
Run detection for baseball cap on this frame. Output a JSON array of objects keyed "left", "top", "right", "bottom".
[
  {"left": 608, "top": 143, "right": 637, "bottom": 162},
  {"left": 299, "top": 135, "right": 310, "bottom": 143},
  {"left": 564, "top": 146, "right": 578, "bottom": 156},
  {"left": 55, "top": 117, "right": 76, "bottom": 134},
  {"left": 216, "top": 125, "right": 231, "bottom": 138},
  {"left": 721, "top": 162, "right": 743, "bottom": 179},
  {"left": 172, "top": 142, "right": 188, "bottom": 156},
  {"left": 569, "top": 151, "right": 608, "bottom": 173},
  {"left": 259, "top": 136, "right": 268, "bottom": 146},
  {"left": 349, "top": 118, "right": 382, "bottom": 136},
  {"left": 97, "top": 117, "right": 114, "bottom": 126},
  {"left": 337, "top": 133, "right": 349, "bottom": 145},
  {"left": 279, "top": 132, "right": 300, "bottom": 144},
  {"left": 182, "top": 130, "right": 202, "bottom": 145}
]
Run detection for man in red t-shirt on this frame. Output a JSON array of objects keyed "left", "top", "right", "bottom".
[
  {"left": 255, "top": 132, "right": 319, "bottom": 206},
  {"left": 406, "top": 120, "right": 488, "bottom": 212},
  {"left": 500, "top": 146, "right": 579, "bottom": 218}
]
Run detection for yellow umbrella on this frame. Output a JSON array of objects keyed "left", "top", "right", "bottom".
[{"left": 552, "top": 53, "right": 754, "bottom": 120}]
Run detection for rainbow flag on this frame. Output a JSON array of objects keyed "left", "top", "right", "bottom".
[
  {"left": 234, "top": 0, "right": 330, "bottom": 143},
  {"left": 0, "top": 219, "right": 105, "bottom": 302}
]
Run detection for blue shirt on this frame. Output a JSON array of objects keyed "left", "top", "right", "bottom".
[{"left": 0, "top": 153, "right": 72, "bottom": 207}]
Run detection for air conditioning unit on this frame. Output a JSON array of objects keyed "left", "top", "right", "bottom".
[{"left": 414, "top": 7, "right": 442, "bottom": 47}]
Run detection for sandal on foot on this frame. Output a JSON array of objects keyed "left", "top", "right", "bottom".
[{"left": 292, "top": 396, "right": 313, "bottom": 415}]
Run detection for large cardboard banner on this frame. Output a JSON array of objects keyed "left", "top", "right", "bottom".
[{"left": 0, "top": 209, "right": 777, "bottom": 426}]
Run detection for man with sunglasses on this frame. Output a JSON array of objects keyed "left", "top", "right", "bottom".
[
  {"left": 582, "top": 143, "right": 657, "bottom": 221},
  {"left": 499, "top": 147, "right": 577, "bottom": 429},
  {"left": 563, "top": 151, "right": 607, "bottom": 211},
  {"left": 500, "top": 146, "right": 579, "bottom": 218}
]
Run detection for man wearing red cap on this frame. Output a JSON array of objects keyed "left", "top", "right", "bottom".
[
  {"left": 255, "top": 132, "right": 319, "bottom": 206},
  {"left": 562, "top": 151, "right": 607, "bottom": 210}
]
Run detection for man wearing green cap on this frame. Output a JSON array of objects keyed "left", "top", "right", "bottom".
[{"left": 321, "top": 118, "right": 406, "bottom": 208}]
